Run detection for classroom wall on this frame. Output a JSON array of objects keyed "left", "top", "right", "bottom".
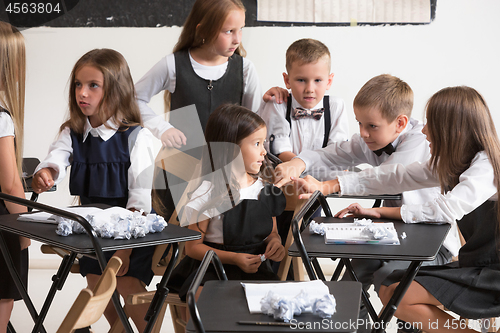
[{"left": 23, "top": 0, "right": 500, "bottom": 263}]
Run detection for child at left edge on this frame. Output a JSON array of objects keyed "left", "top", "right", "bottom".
[{"left": 32, "top": 49, "right": 155, "bottom": 332}]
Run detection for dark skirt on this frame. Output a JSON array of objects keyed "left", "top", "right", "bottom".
[
  {"left": 79, "top": 245, "right": 156, "bottom": 285},
  {"left": 383, "top": 261, "right": 500, "bottom": 319},
  {"left": 167, "top": 255, "right": 278, "bottom": 301},
  {"left": 0, "top": 230, "right": 29, "bottom": 300}
]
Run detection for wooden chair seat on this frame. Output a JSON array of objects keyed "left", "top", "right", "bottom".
[{"left": 57, "top": 257, "right": 122, "bottom": 333}]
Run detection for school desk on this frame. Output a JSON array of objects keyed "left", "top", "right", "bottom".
[
  {"left": 288, "top": 191, "right": 451, "bottom": 333},
  {"left": 186, "top": 280, "right": 362, "bottom": 333},
  {"left": 184, "top": 250, "right": 362, "bottom": 333},
  {"left": 0, "top": 192, "right": 200, "bottom": 333}
]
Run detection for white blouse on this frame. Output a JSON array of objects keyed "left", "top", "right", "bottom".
[
  {"left": 135, "top": 52, "right": 263, "bottom": 139},
  {"left": 0, "top": 112, "right": 14, "bottom": 138},
  {"left": 182, "top": 178, "right": 265, "bottom": 244},
  {"left": 258, "top": 94, "right": 349, "bottom": 156},
  {"left": 35, "top": 118, "right": 155, "bottom": 212},
  {"left": 338, "top": 151, "right": 497, "bottom": 256}
]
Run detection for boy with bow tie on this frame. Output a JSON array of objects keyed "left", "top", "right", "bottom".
[
  {"left": 275, "top": 74, "right": 455, "bottom": 333},
  {"left": 259, "top": 38, "right": 349, "bottom": 163}
]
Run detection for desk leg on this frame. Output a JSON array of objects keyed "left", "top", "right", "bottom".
[
  {"left": 143, "top": 242, "right": 179, "bottom": 333},
  {"left": 31, "top": 252, "right": 77, "bottom": 333},
  {"left": 373, "top": 260, "right": 422, "bottom": 333},
  {"left": 343, "top": 258, "right": 378, "bottom": 323},
  {"left": 0, "top": 232, "right": 46, "bottom": 333}
]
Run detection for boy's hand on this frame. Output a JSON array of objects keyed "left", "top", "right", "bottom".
[
  {"left": 264, "top": 238, "right": 285, "bottom": 262},
  {"left": 274, "top": 158, "right": 306, "bottom": 188},
  {"left": 113, "top": 249, "right": 132, "bottom": 276},
  {"left": 161, "top": 127, "right": 187, "bottom": 148},
  {"left": 294, "top": 176, "right": 340, "bottom": 199},
  {"left": 234, "top": 253, "right": 261, "bottom": 273},
  {"left": 335, "top": 203, "right": 381, "bottom": 219},
  {"left": 32, "top": 168, "right": 56, "bottom": 193},
  {"left": 263, "top": 86, "right": 289, "bottom": 104}
]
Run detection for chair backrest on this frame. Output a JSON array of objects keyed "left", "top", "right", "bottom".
[{"left": 57, "top": 256, "right": 122, "bottom": 333}]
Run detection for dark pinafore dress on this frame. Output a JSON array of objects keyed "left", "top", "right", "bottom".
[
  {"left": 153, "top": 50, "right": 244, "bottom": 222},
  {"left": 71, "top": 126, "right": 155, "bottom": 285},
  {"left": 383, "top": 200, "right": 500, "bottom": 319},
  {"left": 0, "top": 109, "right": 29, "bottom": 301},
  {"left": 167, "top": 183, "right": 286, "bottom": 301},
  {"left": 0, "top": 193, "right": 29, "bottom": 300}
]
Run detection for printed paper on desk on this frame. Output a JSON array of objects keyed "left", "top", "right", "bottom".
[
  {"left": 324, "top": 223, "right": 400, "bottom": 245},
  {"left": 241, "top": 280, "right": 329, "bottom": 313},
  {"left": 17, "top": 206, "right": 104, "bottom": 224}
]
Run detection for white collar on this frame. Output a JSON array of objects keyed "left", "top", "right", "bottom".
[
  {"left": 83, "top": 117, "right": 119, "bottom": 142},
  {"left": 290, "top": 93, "right": 324, "bottom": 111}
]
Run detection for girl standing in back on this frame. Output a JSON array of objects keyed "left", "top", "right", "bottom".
[{"left": 136, "top": 0, "right": 262, "bottom": 148}]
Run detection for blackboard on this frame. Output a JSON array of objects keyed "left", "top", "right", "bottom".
[{"left": 0, "top": 0, "right": 437, "bottom": 28}]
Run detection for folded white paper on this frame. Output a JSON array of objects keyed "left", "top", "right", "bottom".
[
  {"left": 17, "top": 206, "right": 104, "bottom": 224},
  {"left": 241, "top": 280, "right": 330, "bottom": 313}
]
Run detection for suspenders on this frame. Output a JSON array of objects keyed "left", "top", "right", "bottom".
[{"left": 269, "top": 95, "right": 331, "bottom": 156}]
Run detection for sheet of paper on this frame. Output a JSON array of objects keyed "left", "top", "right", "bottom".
[
  {"left": 323, "top": 222, "right": 400, "bottom": 245},
  {"left": 241, "top": 280, "right": 329, "bottom": 313},
  {"left": 257, "top": 0, "right": 431, "bottom": 24},
  {"left": 17, "top": 206, "right": 104, "bottom": 224}
]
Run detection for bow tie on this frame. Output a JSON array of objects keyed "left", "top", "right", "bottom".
[
  {"left": 373, "top": 143, "right": 395, "bottom": 156},
  {"left": 292, "top": 107, "right": 324, "bottom": 120}
]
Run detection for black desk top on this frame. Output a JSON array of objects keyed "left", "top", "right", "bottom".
[
  {"left": 289, "top": 217, "right": 450, "bottom": 261},
  {"left": 327, "top": 193, "right": 401, "bottom": 200},
  {"left": 186, "top": 280, "right": 362, "bottom": 333},
  {"left": 0, "top": 213, "right": 200, "bottom": 253}
]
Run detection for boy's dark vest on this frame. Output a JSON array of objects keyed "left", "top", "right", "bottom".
[
  {"left": 269, "top": 95, "right": 331, "bottom": 156},
  {"left": 171, "top": 50, "right": 244, "bottom": 133},
  {"left": 69, "top": 126, "right": 140, "bottom": 207}
]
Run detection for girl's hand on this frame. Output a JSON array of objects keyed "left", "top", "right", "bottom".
[
  {"left": 335, "top": 203, "right": 381, "bottom": 219},
  {"left": 263, "top": 86, "right": 289, "bottom": 104},
  {"left": 32, "top": 168, "right": 55, "bottom": 194},
  {"left": 234, "top": 253, "right": 261, "bottom": 273},
  {"left": 264, "top": 238, "right": 285, "bottom": 262},
  {"left": 113, "top": 249, "right": 132, "bottom": 276},
  {"left": 161, "top": 127, "right": 187, "bottom": 148},
  {"left": 19, "top": 236, "right": 31, "bottom": 250}
]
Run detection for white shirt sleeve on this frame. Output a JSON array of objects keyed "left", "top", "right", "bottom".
[
  {"left": 127, "top": 128, "right": 155, "bottom": 212},
  {"left": 241, "top": 58, "right": 262, "bottom": 112},
  {"left": 299, "top": 119, "right": 431, "bottom": 175},
  {"left": 258, "top": 97, "right": 292, "bottom": 155},
  {"left": 35, "top": 127, "right": 73, "bottom": 183},
  {"left": 135, "top": 55, "right": 176, "bottom": 139},
  {"left": 325, "top": 96, "right": 349, "bottom": 145},
  {"left": 339, "top": 151, "right": 497, "bottom": 225},
  {"left": 0, "top": 112, "right": 14, "bottom": 138}
]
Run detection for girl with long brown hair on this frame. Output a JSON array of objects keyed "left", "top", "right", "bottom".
[
  {"left": 296, "top": 86, "right": 500, "bottom": 333},
  {"left": 32, "top": 48, "right": 155, "bottom": 332},
  {"left": 166, "top": 104, "right": 285, "bottom": 302}
]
